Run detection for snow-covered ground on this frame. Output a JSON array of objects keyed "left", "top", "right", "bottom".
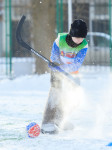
[{"left": 0, "top": 66, "right": 112, "bottom": 150}]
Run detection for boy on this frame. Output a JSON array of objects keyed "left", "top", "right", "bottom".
[{"left": 41, "top": 19, "right": 88, "bottom": 134}]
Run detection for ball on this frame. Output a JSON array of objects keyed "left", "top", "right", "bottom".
[{"left": 26, "top": 122, "right": 40, "bottom": 138}]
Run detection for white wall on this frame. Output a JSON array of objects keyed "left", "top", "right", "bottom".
[{"left": 0, "top": 57, "right": 36, "bottom": 77}]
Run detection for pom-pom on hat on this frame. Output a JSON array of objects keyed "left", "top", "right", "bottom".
[{"left": 69, "top": 19, "right": 87, "bottom": 38}]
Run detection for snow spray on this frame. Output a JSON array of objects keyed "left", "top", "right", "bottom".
[{"left": 58, "top": 74, "right": 85, "bottom": 129}]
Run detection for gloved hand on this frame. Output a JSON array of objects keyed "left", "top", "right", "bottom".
[{"left": 48, "top": 62, "right": 62, "bottom": 72}]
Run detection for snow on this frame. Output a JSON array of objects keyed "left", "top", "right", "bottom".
[{"left": 0, "top": 66, "right": 112, "bottom": 150}]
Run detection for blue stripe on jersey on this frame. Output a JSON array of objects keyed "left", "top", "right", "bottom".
[{"left": 50, "top": 42, "right": 60, "bottom": 64}]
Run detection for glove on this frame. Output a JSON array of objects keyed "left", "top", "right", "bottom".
[{"left": 48, "top": 62, "right": 62, "bottom": 72}]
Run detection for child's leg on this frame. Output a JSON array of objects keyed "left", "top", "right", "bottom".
[{"left": 41, "top": 71, "right": 63, "bottom": 133}]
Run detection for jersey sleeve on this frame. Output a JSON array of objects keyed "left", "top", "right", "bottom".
[
  {"left": 50, "top": 38, "right": 61, "bottom": 64},
  {"left": 60, "top": 47, "right": 88, "bottom": 73}
]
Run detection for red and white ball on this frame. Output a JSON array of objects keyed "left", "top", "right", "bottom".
[{"left": 26, "top": 122, "right": 40, "bottom": 138}]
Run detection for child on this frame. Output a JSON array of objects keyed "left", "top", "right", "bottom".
[{"left": 41, "top": 19, "right": 88, "bottom": 134}]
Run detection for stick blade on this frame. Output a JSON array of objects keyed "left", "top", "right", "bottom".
[
  {"left": 16, "top": 15, "right": 32, "bottom": 50},
  {"left": 16, "top": 15, "right": 26, "bottom": 44}
]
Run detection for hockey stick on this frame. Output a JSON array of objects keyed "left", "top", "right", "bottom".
[{"left": 16, "top": 15, "right": 79, "bottom": 85}]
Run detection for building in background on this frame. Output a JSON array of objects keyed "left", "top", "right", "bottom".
[{"left": 0, "top": 0, "right": 35, "bottom": 77}]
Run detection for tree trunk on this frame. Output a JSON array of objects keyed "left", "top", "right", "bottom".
[{"left": 31, "top": 0, "right": 56, "bottom": 74}]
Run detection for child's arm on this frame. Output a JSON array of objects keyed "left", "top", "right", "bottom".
[
  {"left": 60, "top": 47, "right": 88, "bottom": 73},
  {"left": 50, "top": 35, "right": 61, "bottom": 64}
]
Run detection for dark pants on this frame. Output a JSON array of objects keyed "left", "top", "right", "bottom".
[
  {"left": 50, "top": 71, "right": 62, "bottom": 88},
  {"left": 41, "top": 71, "right": 63, "bottom": 127}
]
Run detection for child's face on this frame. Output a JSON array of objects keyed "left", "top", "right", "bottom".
[{"left": 72, "top": 37, "right": 84, "bottom": 44}]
